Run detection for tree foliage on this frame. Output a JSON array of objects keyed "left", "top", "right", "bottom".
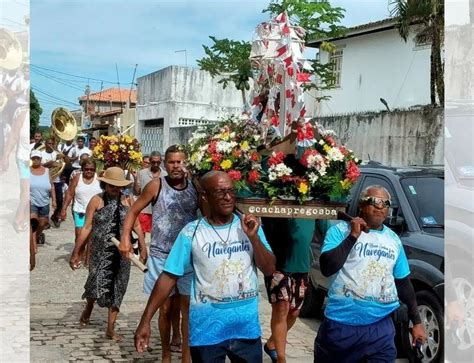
[
  {"left": 30, "top": 90, "right": 42, "bottom": 136},
  {"left": 197, "top": 37, "right": 252, "bottom": 103},
  {"left": 197, "top": 0, "right": 346, "bottom": 102},
  {"left": 390, "top": 0, "right": 444, "bottom": 105}
]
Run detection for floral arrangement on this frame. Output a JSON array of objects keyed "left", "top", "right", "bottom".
[
  {"left": 261, "top": 127, "right": 361, "bottom": 203},
  {"left": 92, "top": 134, "right": 143, "bottom": 172},
  {"left": 186, "top": 115, "right": 263, "bottom": 192}
]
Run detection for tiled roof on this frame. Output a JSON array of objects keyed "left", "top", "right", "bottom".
[
  {"left": 79, "top": 88, "right": 137, "bottom": 104},
  {"left": 308, "top": 18, "right": 398, "bottom": 46}
]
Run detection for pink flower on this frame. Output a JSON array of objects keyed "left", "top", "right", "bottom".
[
  {"left": 300, "top": 149, "right": 320, "bottom": 168},
  {"left": 346, "top": 161, "right": 360, "bottom": 183},
  {"left": 227, "top": 170, "right": 242, "bottom": 181}
]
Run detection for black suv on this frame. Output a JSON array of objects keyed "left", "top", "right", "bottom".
[{"left": 300, "top": 162, "right": 445, "bottom": 362}]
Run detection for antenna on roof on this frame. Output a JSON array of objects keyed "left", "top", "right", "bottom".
[
  {"left": 128, "top": 64, "right": 138, "bottom": 109},
  {"left": 115, "top": 63, "right": 123, "bottom": 112},
  {"left": 368, "top": 153, "right": 371, "bottom": 160}
]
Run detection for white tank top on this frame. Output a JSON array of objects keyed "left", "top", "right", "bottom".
[{"left": 73, "top": 173, "right": 102, "bottom": 213}]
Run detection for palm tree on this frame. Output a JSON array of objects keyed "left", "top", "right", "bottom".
[{"left": 390, "top": 0, "right": 444, "bottom": 105}]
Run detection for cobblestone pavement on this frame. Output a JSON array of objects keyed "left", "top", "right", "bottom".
[{"left": 30, "top": 211, "right": 318, "bottom": 362}]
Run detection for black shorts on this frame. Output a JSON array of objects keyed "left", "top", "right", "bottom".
[{"left": 264, "top": 271, "right": 309, "bottom": 310}]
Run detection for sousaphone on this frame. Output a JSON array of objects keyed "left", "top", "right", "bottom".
[
  {"left": 0, "top": 28, "right": 23, "bottom": 112},
  {"left": 38, "top": 107, "right": 78, "bottom": 178}
]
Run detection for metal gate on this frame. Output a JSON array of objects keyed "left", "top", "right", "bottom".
[{"left": 140, "top": 126, "right": 164, "bottom": 155}]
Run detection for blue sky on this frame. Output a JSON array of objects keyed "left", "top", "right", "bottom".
[{"left": 30, "top": 0, "right": 391, "bottom": 125}]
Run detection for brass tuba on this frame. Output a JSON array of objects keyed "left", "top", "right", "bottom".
[
  {"left": 0, "top": 28, "right": 23, "bottom": 112},
  {"left": 38, "top": 107, "right": 78, "bottom": 179},
  {"left": 0, "top": 28, "right": 23, "bottom": 71}
]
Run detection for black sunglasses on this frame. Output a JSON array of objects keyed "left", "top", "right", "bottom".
[{"left": 360, "top": 196, "right": 391, "bottom": 208}]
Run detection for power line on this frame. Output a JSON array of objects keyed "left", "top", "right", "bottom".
[
  {"left": 30, "top": 64, "right": 134, "bottom": 85},
  {"left": 31, "top": 67, "right": 86, "bottom": 92},
  {"left": 32, "top": 87, "right": 79, "bottom": 107}
]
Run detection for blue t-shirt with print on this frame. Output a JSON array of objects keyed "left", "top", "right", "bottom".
[
  {"left": 322, "top": 221, "right": 410, "bottom": 325},
  {"left": 164, "top": 214, "right": 272, "bottom": 346}
]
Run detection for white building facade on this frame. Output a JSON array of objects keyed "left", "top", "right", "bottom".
[
  {"left": 308, "top": 19, "right": 432, "bottom": 116},
  {"left": 136, "top": 66, "right": 244, "bottom": 154}
]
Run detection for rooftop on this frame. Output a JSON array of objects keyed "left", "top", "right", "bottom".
[
  {"left": 79, "top": 88, "right": 137, "bottom": 104},
  {"left": 308, "top": 18, "right": 398, "bottom": 47}
]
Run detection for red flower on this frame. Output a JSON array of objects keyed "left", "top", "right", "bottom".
[
  {"left": 227, "top": 170, "right": 242, "bottom": 181},
  {"left": 346, "top": 161, "right": 361, "bottom": 183},
  {"left": 339, "top": 146, "right": 349, "bottom": 156},
  {"left": 250, "top": 151, "right": 260, "bottom": 162},
  {"left": 248, "top": 169, "right": 260, "bottom": 184},
  {"left": 212, "top": 165, "right": 220, "bottom": 171},
  {"left": 268, "top": 151, "right": 285, "bottom": 167},
  {"left": 325, "top": 136, "right": 336, "bottom": 147},
  {"left": 232, "top": 150, "right": 242, "bottom": 158},
  {"left": 300, "top": 149, "right": 319, "bottom": 168},
  {"left": 208, "top": 141, "right": 218, "bottom": 154},
  {"left": 211, "top": 153, "right": 222, "bottom": 163}
]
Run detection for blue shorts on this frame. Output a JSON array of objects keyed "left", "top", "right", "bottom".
[
  {"left": 31, "top": 204, "right": 50, "bottom": 218},
  {"left": 314, "top": 315, "right": 396, "bottom": 363},
  {"left": 144, "top": 255, "right": 192, "bottom": 296},
  {"left": 190, "top": 338, "right": 262, "bottom": 363},
  {"left": 73, "top": 211, "right": 86, "bottom": 228}
]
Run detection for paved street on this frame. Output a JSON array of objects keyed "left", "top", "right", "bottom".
[{"left": 30, "top": 211, "right": 318, "bottom": 362}]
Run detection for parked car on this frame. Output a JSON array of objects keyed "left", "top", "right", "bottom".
[{"left": 300, "top": 162, "right": 445, "bottom": 363}]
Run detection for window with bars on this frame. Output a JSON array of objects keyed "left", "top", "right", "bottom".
[
  {"left": 329, "top": 49, "right": 343, "bottom": 88},
  {"left": 177, "top": 118, "right": 217, "bottom": 126}
]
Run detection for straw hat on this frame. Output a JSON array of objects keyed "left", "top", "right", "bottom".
[{"left": 97, "top": 167, "right": 132, "bottom": 187}]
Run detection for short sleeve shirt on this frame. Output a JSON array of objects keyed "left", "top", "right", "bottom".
[
  {"left": 164, "top": 214, "right": 272, "bottom": 346},
  {"left": 322, "top": 222, "right": 410, "bottom": 325}
]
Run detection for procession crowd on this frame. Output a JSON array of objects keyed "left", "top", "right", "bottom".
[{"left": 3, "top": 128, "right": 426, "bottom": 363}]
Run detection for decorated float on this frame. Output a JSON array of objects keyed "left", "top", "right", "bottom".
[{"left": 187, "top": 12, "right": 361, "bottom": 220}]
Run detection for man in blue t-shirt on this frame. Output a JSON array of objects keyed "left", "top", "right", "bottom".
[
  {"left": 134, "top": 171, "right": 276, "bottom": 363},
  {"left": 314, "top": 185, "right": 427, "bottom": 363}
]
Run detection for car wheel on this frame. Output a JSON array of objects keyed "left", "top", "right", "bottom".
[
  {"left": 300, "top": 278, "right": 325, "bottom": 318},
  {"left": 452, "top": 268, "right": 474, "bottom": 353},
  {"left": 410, "top": 290, "right": 444, "bottom": 363}
]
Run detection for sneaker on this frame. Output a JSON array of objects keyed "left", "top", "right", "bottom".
[
  {"left": 52, "top": 219, "right": 60, "bottom": 228},
  {"left": 38, "top": 233, "right": 45, "bottom": 245}
]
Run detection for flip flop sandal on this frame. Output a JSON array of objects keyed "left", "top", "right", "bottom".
[
  {"left": 264, "top": 343, "right": 278, "bottom": 363},
  {"left": 170, "top": 343, "right": 182, "bottom": 353}
]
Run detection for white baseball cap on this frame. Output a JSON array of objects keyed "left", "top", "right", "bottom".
[{"left": 30, "top": 150, "right": 42, "bottom": 159}]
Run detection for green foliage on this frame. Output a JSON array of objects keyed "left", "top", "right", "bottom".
[
  {"left": 263, "top": 0, "right": 346, "bottom": 41},
  {"left": 197, "top": 0, "right": 346, "bottom": 99},
  {"left": 197, "top": 36, "right": 252, "bottom": 92},
  {"left": 30, "top": 90, "right": 42, "bottom": 136}
]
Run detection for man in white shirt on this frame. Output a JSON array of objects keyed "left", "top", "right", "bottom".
[
  {"left": 58, "top": 139, "right": 76, "bottom": 184},
  {"left": 29, "top": 131, "right": 44, "bottom": 151},
  {"left": 71, "top": 136, "right": 91, "bottom": 170},
  {"left": 41, "top": 139, "right": 63, "bottom": 228}
]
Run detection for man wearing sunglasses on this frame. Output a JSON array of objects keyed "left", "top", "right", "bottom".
[{"left": 314, "top": 185, "right": 426, "bottom": 363}]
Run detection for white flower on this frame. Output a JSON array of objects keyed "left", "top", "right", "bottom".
[
  {"left": 354, "top": 158, "right": 359, "bottom": 163},
  {"left": 253, "top": 135, "right": 261, "bottom": 142},
  {"left": 216, "top": 141, "right": 233, "bottom": 154},
  {"left": 268, "top": 171, "right": 277, "bottom": 181},
  {"left": 308, "top": 172, "right": 319, "bottom": 184},
  {"left": 319, "top": 167, "right": 327, "bottom": 177},
  {"left": 318, "top": 139, "right": 325, "bottom": 145},
  {"left": 327, "top": 147, "right": 344, "bottom": 162},
  {"left": 270, "top": 163, "right": 293, "bottom": 178},
  {"left": 230, "top": 132, "right": 236, "bottom": 138},
  {"left": 199, "top": 145, "right": 208, "bottom": 152}
]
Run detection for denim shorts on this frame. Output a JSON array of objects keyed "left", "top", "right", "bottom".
[
  {"left": 190, "top": 338, "right": 262, "bottom": 363},
  {"left": 72, "top": 211, "right": 86, "bottom": 228},
  {"left": 31, "top": 204, "right": 50, "bottom": 218},
  {"left": 144, "top": 255, "right": 192, "bottom": 296}
]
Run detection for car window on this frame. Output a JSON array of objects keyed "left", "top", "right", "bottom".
[{"left": 400, "top": 176, "right": 444, "bottom": 234}]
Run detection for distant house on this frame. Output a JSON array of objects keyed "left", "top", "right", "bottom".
[
  {"left": 78, "top": 88, "right": 137, "bottom": 137},
  {"left": 136, "top": 65, "right": 243, "bottom": 154},
  {"left": 307, "top": 18, "right": 432, "bottom": 116}
]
